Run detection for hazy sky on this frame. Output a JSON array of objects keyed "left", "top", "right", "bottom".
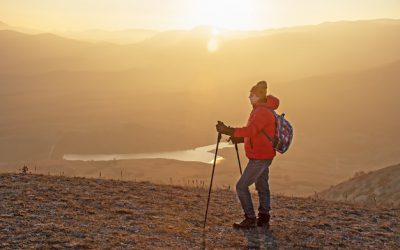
[{"left": 1, "top": 0, "right": 399, "bottom": 31}]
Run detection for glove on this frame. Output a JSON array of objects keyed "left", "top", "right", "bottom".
[
  {"left": 216, "top": 121, "right": 234, "bottom": 136},
  {"left": 229, "top": 136, "right": 244, "bottom": 144}
]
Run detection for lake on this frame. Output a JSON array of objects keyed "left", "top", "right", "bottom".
[{"left": 63, "top": 142, "right": 234, "bottom": 164}]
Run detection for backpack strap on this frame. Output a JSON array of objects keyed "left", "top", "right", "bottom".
[
  {"left": 261, "top": 129, "right": 273, "bottom": 144},
  {"left": 254, "top": 106, "right": 276, "bottom": 145}
]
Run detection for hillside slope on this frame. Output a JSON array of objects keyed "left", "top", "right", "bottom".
[
  {"left": 318, "top": 164, "right": 400, "bottom": 207},
  {"left": 0, "top": 173, "right": 398, "bottom": 249}
]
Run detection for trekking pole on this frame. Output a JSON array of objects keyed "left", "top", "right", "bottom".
[
  {"left": 234, "top": 142, "right": 243, "bottom": 175},
  {"left": 203, "top": 132, "right": 222, "bottom": 229}
]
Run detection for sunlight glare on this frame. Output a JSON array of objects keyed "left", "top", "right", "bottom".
[
  {"left": 207, "top": 37, "right": 219, "bottom": 52},
  {"left": 185, "top": 0, "right": 255, "bottom": 30},
  {"left": 209, "top": 156, "right": 224, "bottom": 164},
  {"left": 212, "top": 27, "right": 220, "bottom": 36}
]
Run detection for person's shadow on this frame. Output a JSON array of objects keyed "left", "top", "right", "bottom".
[
  {"left": 202, "top": 227, "right": 278, "bottom": 249},
  {"left": 241, "top": 227, "right": 279, "bottom": 249}
]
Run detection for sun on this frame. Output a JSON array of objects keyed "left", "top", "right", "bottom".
[
  {"left": 185, "top": 0, "right": 255, "bottom": 52},
  {"left": 185, "top": 0, "right": 255, "bottom": 30}
]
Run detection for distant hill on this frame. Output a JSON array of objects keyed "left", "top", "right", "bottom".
[
  {"left": 1, "top": 19, "right": 400, "bottom": 79},
  {"left": 0, "top": 21, "right": 10, "bottom": 29},
  {"left": 0, "top": 173, "right": 398, "bottom": 248},
  {"left": 317, "top": 164, "right": 400, "bottom": 206},
  {"left": 57, "top": 28, "right": 159, "bottom": 45},
  {"left": 275, "top": 60, "right": 400, "bottom": 161},
  {"left": 128, "top": 19, "right": 400, "bottom": 81},
  {"left": 0, "top": 30, "right": 118, "bottom": 74},
  {"left": 0, "top": 20, "right": 41, "bottom": 34}
]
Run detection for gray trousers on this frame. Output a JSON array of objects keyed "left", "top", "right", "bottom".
[{"left": 236, "top": 159, "right": 272, "bottom": 218}]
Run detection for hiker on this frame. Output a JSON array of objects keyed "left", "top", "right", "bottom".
[{"left": 216, "top": 80, "right": 279, "bottom": 229}]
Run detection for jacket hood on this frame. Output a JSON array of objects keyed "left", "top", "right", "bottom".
[{"left": 254, "top": 95, "right": 279, "bottom": 110}]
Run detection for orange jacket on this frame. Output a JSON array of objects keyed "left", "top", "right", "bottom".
[{"left": 233, "top": 95, "right": 280, "bottom": 160}]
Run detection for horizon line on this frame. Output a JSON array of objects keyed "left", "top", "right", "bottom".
[{"left": 1, "top": 17, "right": 399, "bottom": 34}]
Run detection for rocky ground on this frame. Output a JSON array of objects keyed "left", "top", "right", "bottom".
[{"left": 0, "top": 173, "right": 399, "bottom": 249}]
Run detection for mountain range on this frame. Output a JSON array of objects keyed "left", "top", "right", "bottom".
[{"left": 0, "top": 19, "right": 399, "bottom": 197}]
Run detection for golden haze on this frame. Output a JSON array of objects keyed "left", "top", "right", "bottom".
[{"left": 0, "top": 19, "right": 400, "bottom": 196}]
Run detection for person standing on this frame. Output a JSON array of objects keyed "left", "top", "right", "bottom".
[{"left": 216, "top": 80, "right": 279, "bottom": 229}]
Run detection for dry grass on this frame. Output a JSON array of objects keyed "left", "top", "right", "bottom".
[
  {"left": 0, "top": 173, "right": 399, "bottom": 249},
  {"left": 318, "top": 164, "right": 400, "bottom": 207}
]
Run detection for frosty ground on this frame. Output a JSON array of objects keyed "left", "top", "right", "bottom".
[{"left": 0, "top": 173, "right": 399, "bottom": 249}]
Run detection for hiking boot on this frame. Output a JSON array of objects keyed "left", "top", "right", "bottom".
[
  {"left": 257, "top": 213, "right": 270, "bottom": 228},
  {"left": 233, "top": 216, "right": 256, "bottom": 229}
]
